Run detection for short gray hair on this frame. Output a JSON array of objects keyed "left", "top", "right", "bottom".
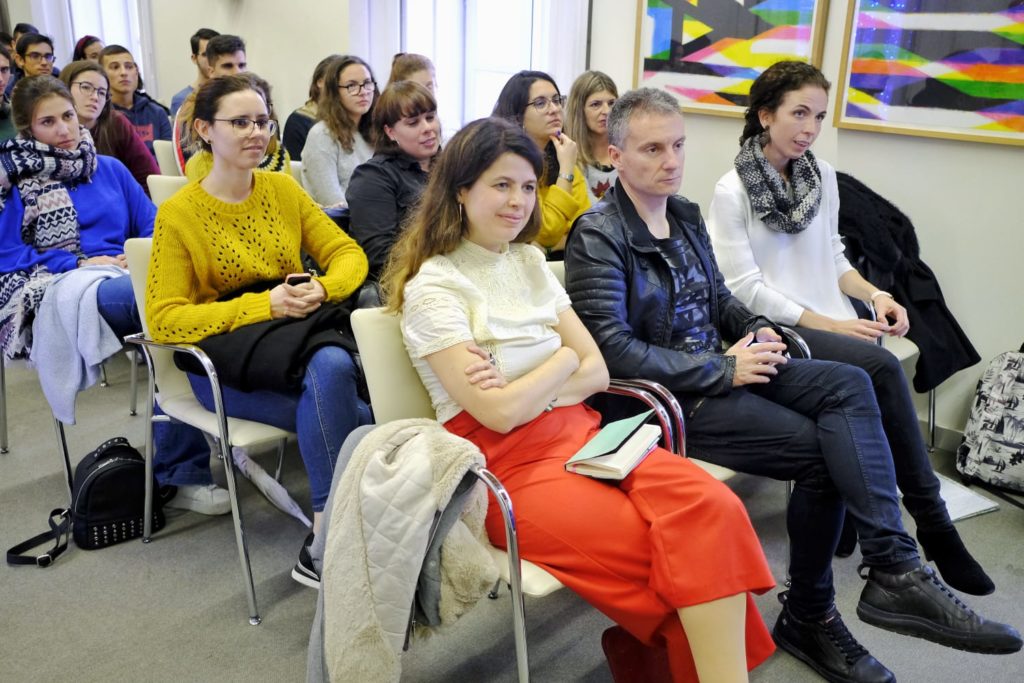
[{"left": 607, "top": 88, "right": 682, "bottom": 148}]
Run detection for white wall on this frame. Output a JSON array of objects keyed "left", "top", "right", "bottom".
[
  {"left": 146, "top": 0, "right": 350, "bottom": 117},
  {"left": 592, "top": 0, "right": 1024, "bottom": 436}
]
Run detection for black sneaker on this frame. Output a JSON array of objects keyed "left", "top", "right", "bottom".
[
  {"left": 773, "top": 593, "right": 895, "bottom": 683},
  {"left": 858, "top": 564, "right": 1022, "bottom": 654},
  {"left": 291, "top": 532, "right": 319, "bottom": 589}
]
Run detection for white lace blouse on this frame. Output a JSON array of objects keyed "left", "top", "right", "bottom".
[{"left": 401, "top": 239, "right": 572, "bottom": 424}]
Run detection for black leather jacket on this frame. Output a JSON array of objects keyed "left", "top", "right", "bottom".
[{"left": 564, "top": 183, "right": 774, "bottom": 396}]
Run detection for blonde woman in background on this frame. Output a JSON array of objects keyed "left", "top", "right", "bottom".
[{"left": 565, "top": 70, "right": 618, "bottom": 204}]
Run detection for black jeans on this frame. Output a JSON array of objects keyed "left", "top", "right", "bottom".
[
  {"left": 679, "top": 357, "right": 920, "bottom": 618},
  {"left": 793, "top": 327, "right": 949, "bottom": 530}
]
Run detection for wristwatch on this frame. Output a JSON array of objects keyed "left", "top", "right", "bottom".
[{"left": 558, "top": 172, "right": 574, "bottom": 183}]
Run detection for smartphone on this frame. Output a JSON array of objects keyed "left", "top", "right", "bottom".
[{"left": 286, "top": 273, "right": 311, "bottom": 286}]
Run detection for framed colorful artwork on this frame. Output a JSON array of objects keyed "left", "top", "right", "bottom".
[
  {"left": 633, "top": 0, "right": 831, "bottom": 118},
  {"left": 835, "top": 1, "right": 1024, "bottom": 147}
]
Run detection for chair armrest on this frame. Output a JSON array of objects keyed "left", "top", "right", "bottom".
[
  {"left": 778, "top": 326, "right": 812, "bottom": 359},
  {"left": 603, "top": 382, "right": 675, "bottom": 455},
  {"left": 123, "top": 333, "right": 233, "bottom": 431},
  {"left": 607, "top": 378, "right": 685, "bottom": 456}
]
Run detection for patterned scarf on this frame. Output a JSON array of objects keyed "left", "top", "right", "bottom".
[
  {"left": 0, "top": 128, "right": 98, "bottom": 358},
  {"left": 734, "top": 134, "right": 821, "bottom": 234}
]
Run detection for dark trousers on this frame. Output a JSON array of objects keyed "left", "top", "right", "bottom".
[
  {"left": 793, "top": 327, "right": 949, "bottom": 530},
  {"left": 679, "top": 357, "right": 920, "bottom": 618}
]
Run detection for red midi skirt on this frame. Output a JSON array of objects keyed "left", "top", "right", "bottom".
[{"left": 445, "top": 403, "right": 776, "bottom": 682}]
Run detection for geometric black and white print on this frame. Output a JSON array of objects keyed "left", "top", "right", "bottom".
[{"left": 957, "top": 348, "right": 1024, "bottom": 494}]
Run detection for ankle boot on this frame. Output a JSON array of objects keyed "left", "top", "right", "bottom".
[
  {"left": 858, "top": 565, "right": 1021, "bottom": 654},
  {"left": 773, "top": 593, "right": 894, "bottom": 683},
  {"left": 917, "top": 526, "right": 995, "bottom": 596},
  {"left": 601, "top": 626, "right": 673, "bottom": 683}
]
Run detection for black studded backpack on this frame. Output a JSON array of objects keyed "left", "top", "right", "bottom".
[{"left": 7, "top": 437, "right": 165, "bottom": 567}]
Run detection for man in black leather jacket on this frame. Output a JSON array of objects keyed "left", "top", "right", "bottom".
[{"left": 564, "top": 88, "right": 1020, "bottom": 683}]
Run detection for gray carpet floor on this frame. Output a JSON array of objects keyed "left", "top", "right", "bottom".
[{"left": 2, "top": 354, "right": 1022, "bottom": 682}]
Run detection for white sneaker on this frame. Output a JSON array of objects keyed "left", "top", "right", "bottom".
[{"left": 165, "top": 484, "right": 232, "bottom": 515}]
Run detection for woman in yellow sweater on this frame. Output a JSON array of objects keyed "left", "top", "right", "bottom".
[
  {"left": 145, "top": 73, "right": 371, "bottom": 589},
  {"left": 492, "top": 70, "right": 589, "bottom": 254}
]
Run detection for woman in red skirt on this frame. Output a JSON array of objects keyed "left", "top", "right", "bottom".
[{"left": 381, "top": 117, "right": 776, "bottom": 682}]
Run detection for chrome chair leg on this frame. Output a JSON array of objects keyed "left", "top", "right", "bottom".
[
  {"left": 928, "top": 389, "right": 936, "bottom": 452},
  {"left": 53, "top": 417, "right": 74, "bottom": 504},
  {"left": 99, "top": 362, "right": 109, "bottom": 387},
  {"left": 472, "top": 465, "right": 529, "bottom": 683},
  {"left": 1, "top": 361, "right": 8, "bottom": 454},
  {"left": 487, "top": 578, "right": 504, "bottom": 600},
  {"left": 128, "top": 350, "right": 139, "bottom": 416}
]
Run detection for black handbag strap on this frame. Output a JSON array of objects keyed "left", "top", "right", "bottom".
[{"left": 6, "top": 508, "right": 71, "bottom": 568}]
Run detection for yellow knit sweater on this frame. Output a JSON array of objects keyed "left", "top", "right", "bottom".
[
  {"left": 536, "top": 165, "right": 590, "bottom": 249},
  {"left": 146, "top": 172, "right": 368, "bottom": 344}
]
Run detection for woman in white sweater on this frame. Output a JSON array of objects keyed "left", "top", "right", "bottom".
[
  {"left": 707, "top": 60, "right": 992, "bottom": 597},
  {"left": 300, "top": 55, "right": 376, "bottom": 206}
]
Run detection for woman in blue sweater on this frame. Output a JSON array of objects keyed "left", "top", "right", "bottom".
[{"left": 0, "top": 75, "right": 226, "bottom": 516}]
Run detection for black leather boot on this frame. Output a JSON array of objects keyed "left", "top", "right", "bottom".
[
  {"left": 917, "top": 526, "right": 994, "bottom": 595},
  {"left": 858, "top": 565, "right": 1022, "bottom": 654},
  {"left": 773, "top": 593, "right": 895, "bottom": 683}
]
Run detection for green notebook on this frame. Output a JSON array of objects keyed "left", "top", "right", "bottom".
[{"left": 565, "top": 409, "right": 660, "bottom": 480}]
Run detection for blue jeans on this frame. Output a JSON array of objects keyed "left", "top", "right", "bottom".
[
  {"left": 187, "top": 345, "right": 372, "bottom": 512},
  {"left": 793, "top": 327, "right": 948, "bottom": 530},
  {"left": 95, "top": 274, "right": 141, "bottom": 341},
  {"left": 94, "top": 273, "right": 214, "bottom": 487},
  {"left": 678, "top": 358, "right": 920, "bottom": 618}
]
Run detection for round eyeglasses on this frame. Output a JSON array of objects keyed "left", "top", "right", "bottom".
[
  {"left": 212, "top": 117, "right": 278, "bottom": 137},
  {"left": 527, "top": 95, "right": 566, "bottom": 112},
  {"left": 339, "top": 80, "right": 376, "bottom": 96},
  {"left": 73, "top": 81, "right": 110, "bottom": 100}
]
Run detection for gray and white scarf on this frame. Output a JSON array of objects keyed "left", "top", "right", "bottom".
[{"left": 734, "top": 134, "right": 821, "bottom": 234}]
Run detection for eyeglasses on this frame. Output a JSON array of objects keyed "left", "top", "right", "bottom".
[
  {"left": 25, "top": 51, "right": 55, "bottom": 63},
  {"left": 73, "top": 81, "right": 110, "bottom": 100},
  {"left": 212, "top": 117, "right": 278, "bottom": 137},
  {"left": 527, "top": 95, "right": 566, "bottom": 112},
  {"left": 339, "top": 80, "right": 375, "bottom": 96}
]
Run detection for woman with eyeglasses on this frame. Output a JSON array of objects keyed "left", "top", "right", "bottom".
[
  {"left": 564, "top": 70, "right": 618, "bottom": 205},
  {"left": 146, "top": 73, "right": 371, "bottom": 586},
  {"left": 493, "top": 70, "right": 590, "bottom": 254},
  {"left": 60, "top": 60, "right": 159, "bottom": 194},
  {"left": 301, "top": 55, "right": 377, "bottom": 207},
  {"left": 180, "top": 71, "right": 289, "bottom": 180}
]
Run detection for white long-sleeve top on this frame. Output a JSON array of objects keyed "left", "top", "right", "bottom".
[{"left": 707, "top": 158, "right": 857, "bottom": 326}]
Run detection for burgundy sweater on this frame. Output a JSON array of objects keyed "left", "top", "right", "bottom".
[{"left": 95, "top": 112, "right": 160, "bottom": 196}]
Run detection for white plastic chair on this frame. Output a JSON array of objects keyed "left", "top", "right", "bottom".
[
  {"left": 147, "top": 175, "right": 188, "bottom": 207},
  {"left": 123, "top": 238, "right": 292, "bottom": 625},
  {"left": 350, "top": 305, "right": 718, "bottom": 682},
  {"left": 152, "top": 140, "right": 181, "bottom": 176}
]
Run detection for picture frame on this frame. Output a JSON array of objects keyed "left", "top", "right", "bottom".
[
  {"left": 834, "top": 1, "right": 1024, "bottom": 147},
  {"left": 633, "top": 0, "right": 831, "bottom": 118}
]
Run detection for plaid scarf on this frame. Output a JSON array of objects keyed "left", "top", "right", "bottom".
[
  {"left": 734, "top": 134, "right": 821, "bottom": 235},
  {"left": 0, "top": 128, "right": 98, "bottom": 358}
]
